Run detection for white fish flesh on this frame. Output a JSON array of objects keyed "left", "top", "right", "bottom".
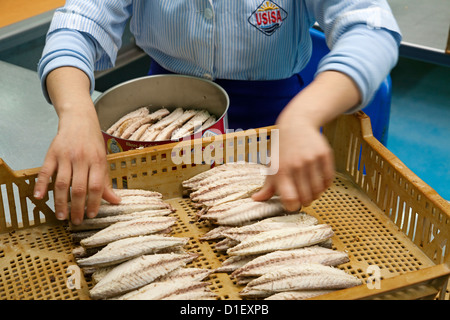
[
  {"left": 140, "top": 107, "right": 184, "bottom": 141},
  {"left": 231, "top": 246, "right": 349, "bottom": 278},
  {"left": 90, "top": 253, "right": 201, "bottom": 285},
  {"left": 189, "top": 175, "right": 265, "bottom": 200},
  {"left": 80, "top": 216, "right": 177, "bottom": 248},
  {"left": 91, "top": 266, "right": 115, "bottom": 284},
  {"left": 106, "top": 107, "right": 149, "bottom": 135},
  {"left": 198, "top": 197, "right": 255, "bottom": 218},
  {"left": 214, "top": 238, "right": 239, "bottom": 251},
  {"left": 158, "top": 267, "right": 212, "bottom": 283},
  {"left": 193, "top": 115, "right": 216, "bottom": 134},
  {"left": 188, "top": 168, "right": 265, "bottom": 192},
  {"left": 111, "top": 189, "right": 163, "bottom": 199},
  {"left": 264, "top": 290, "right": 336, "bottom": 300},
  {"left": 90, "top": 253, "right": 197, "bottom": 299},
  {"left": 191, "top": 182, "right": 264, "bottom": 207},
  {"left": 155, "top": 109, "right": 197, "bottom": 140},
  {"left": 163, "top": 289, "right": 217, "bottom": 300},
  {"left": 69, "top": 209, "right": 174, "bottom": 231},
  {"left": 77, "top": 235, "right": 190, "bottom": 268},
  {"left": 221, "top": 213, "right": 318, "bottom": 242},
  {"left": 199, "top": 226, "right": 232, "bottom": 241},
  {"left": 113, "top": 117, "right": 142, "bottom": 138},
  {"left": 115, "top": 280, "right": 211, "bottom": 300},
  {"left": 120, "top": 108, "right": 170, "bottom": 139},
  {"left": 227, "top": 224, "right": 334, "bottom": 256},
  {"left": 103, "top": 195, "right": 167, "bottom": 205},
  {"left": 201, "top": 188, "right": 263, "bottom": 209},
  {"left": 213, "top": 255, "right": 259, "bottom": 273},
  {"left": 95, "top": 201, "right": 174, "bottom": 218},
  {"left": 129, "top": 123, "right": 151, "bottom": 141},
  {"left": 201, "top": 197, "right": 292, "bottom": 226},
  {"left": 171, "top": 109, "right": 211, "bottom": 140},
  {"left": 240, "top": 263, "right": 361, "bottom": 297},
  {"left": 182, "top": 162, "right": 266, "bottom": 189}
]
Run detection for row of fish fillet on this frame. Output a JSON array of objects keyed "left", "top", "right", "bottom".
[
  {"left": 106, "top": 106, "right": 216, "bottom": 141},
  {"left": 183, "top": 162, "right": 362, "bottom": 299},
  {"left": 69, "top": 188, "right": 216, "bottom": 300}
]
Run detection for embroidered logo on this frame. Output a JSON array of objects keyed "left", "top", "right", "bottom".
[{"left": 248, "top": 1, "right": 288, "bottom": 36}]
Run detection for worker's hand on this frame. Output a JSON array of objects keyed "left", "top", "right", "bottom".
[
  {"left": 33, "top": 67, "right": 121, "bottom": 225},
  {"left": 252, "top": 70, "right": 361, "bottom": 211},
  {"left": 33, "top": 110, "right": 121, "bottom": 225},
  {"left": 252, "top": 116, "right": 335, "bottom": 211}
]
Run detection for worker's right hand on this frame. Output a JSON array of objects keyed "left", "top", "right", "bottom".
[
  {"left": 34, "top": 109, "right": 121, "bottom": 225},
  {"left": 33, "top": 67, "right": 121, "bottom": 225}
]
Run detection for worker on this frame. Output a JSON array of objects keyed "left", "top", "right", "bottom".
[{"left": 33, "top": 1, "right": 402, "bottom": 225}]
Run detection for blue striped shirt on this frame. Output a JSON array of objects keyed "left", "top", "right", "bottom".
[{"left": 38, "top": 0, "right": 401, "bottom": 108}]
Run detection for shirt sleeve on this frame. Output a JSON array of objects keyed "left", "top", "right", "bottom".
[
  {"left": 305, "top": 0, "right": 402, "bottom": 110},
  {"left": 37, "top": 29, "right": 98, "bottom": 103},
  {"left": 37, "top": 0, "right": 132, "bottom": 103}
]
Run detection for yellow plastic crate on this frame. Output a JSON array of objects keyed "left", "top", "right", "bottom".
[{"left": 1, "top": 112, "right": 449, "bottom": 300}]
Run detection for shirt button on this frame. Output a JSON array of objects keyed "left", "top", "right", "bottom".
[
  {"left": 203, "top": 73, "right": 213, "bottom": 80},
  {"left": 204, "top": 8, "right": 213, "bottom": 19}
]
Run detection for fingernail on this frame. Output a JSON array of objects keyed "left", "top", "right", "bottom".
[
  {"left": 72, "top": 217, "right": 81, "bottom": 225},
  {"left": 34, "top": 191, "right": 41, "bottom": 199},
  {"left": 56, "top": 212, "right": 65, "bottom": 220},
  {"left": 87, "top": 212, "right": 96, "bottom": 219},
  {"left": 286, "top": 202, "right": 301, "bottom": 212}
]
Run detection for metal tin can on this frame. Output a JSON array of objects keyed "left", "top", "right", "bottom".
[{"left": 94, "top": 74, "right": 230, "bottom": 153}]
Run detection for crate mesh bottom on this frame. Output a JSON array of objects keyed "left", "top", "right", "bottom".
[{"left": 0, "top": 174, "right": 437, "bottom": 300}]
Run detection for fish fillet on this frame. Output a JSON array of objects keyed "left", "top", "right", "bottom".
[
  {"left": 193, "top": 115, "right": 216, "bottom": 134},
  {"left": 182, "top": 162, "right": 265, "bottom": 189},
  {"left": 116, "top": 280, "right": 210, "bottom": 300},
  {"left": 111, "top": 189, "right": 163, "bottom": 199},
  {"left": 158, "top": 267, "right": 212, "bottom": 283},
  {"left": 91, "top": 266, "right": 114, "bottom": 284},
  {"left": 215, "top": 238, "right": 239, "bottom": 251},
  {"left": 213, "top": 255, "right": 259, "bottom": 273},
  {"left": 121, "top": 108, "right": 170, "bottom": 139},
  {"left": 113, "top": 117, "right": 142, "bottom": 138},
  {"left": 264, "top": 290, "right": 336, "bottom": 300},
  {"left": 128, "top": 123, "right": 151, "bottom": 141},
  {"left": 201, "top": 197, "right": 291, "bottom": 226},
  {"left": 140, "top": 128, "right": 161, "bottom": 141},
  {"left": 199, "top": 226, "right": 232, "bottom": 241},
  {"left": 141, "top": 107, "right": 185, "bottom": 141},
  {"left": 70, "top": 208, "right": 174, "bottom": 231},
  {"left": 80, "top": 216, "right": 177, "bottom": 248},
  {"left": 90, "top": 253, "right": 197, "bottom": 299},
  {"left": 191, "top": 182, "right": 264, "bottom": 205},
  {"left": 227, "top": 224, "right": 334, "bottom": 255},
  {"left": 198, "top": 197, "right": 255, "bottom": 218},
  {"left": 171, "top": 109, "right": 211, "bottom": 140},
  {"left": 231, "top": 246, "right": 349, "bottom": 278},
  {"left": 106, "top": 107, "right": 149, "bottom": 135},
  {"left": 240, "top": 263, "right": 361, "bottom": 297},
  {"left": 77, "top": 235, "right": 189, "bottom": 268},
  {"left": 221, "top": 213, "right": 318, "bottom": 242},
  {"left": 163, "top": 289, "right": 217, "bottom": 300},
  {"left": 155, "top": 109, "right": 197, "bottom": 140},
  {"left": 188, "top": 168, "right": 265, "bottom": 192},
  {"left": 95, "top": 201, "right": 174, "bottom": 217}
]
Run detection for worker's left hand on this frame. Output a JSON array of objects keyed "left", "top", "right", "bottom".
[{"left": 252, "top": 115, "right": 335, "bottom": 211}]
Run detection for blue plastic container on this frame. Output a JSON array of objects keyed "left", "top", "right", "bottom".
[{"left": 299, "top": 28, "right": 392, "bottom": 145}]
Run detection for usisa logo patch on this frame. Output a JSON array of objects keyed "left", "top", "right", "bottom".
[{"left": 248, "top": 1, "right": 288, "bottom": 36}]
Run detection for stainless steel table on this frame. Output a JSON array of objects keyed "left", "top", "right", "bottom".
[{"left": 0, "top": 60, "right": 100, "bottom": 171}]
